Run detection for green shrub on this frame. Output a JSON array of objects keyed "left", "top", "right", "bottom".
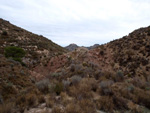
[
  {"left": 5, "top": 46, "right": 25, "bottom": 58},
  {"left": 4, "top": 46, "right": 25, "bottom": 65}
]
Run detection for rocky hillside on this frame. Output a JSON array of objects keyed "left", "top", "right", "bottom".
[
  {"left": 0, "top": 54, "right": 34, "bottom": 101},
  {"left": 32, "top": 26, "right": 150, "bottom": 113},
  {"left": 1, "top": 18, "right": 150, "bottom": 113},
  {"left": 0, "top": 18, "right": 67, "bottom": 68}
]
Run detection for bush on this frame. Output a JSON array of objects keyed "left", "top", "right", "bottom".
[
  {"left": 96, "top": 96, "right": 114, "bottom": 112},
  {"left": 62, "top": 80, "right": 71, "bottom": 90},
  {"left": 26, "top": 94, "right": 37, "bottom": 107},
  {"left": 46, "top": 96, "right": 55, "bottom": 108},
  {"left": 4, "top": 46, "right": 25, "bottom": 64},
  {"left": 38, "top": 95, "right": 45, "bottom": 104},
  {"left": 51, "top": 73, "right": 61, "bottom": 77},
  {"left": 99, "top": 80, "right": 114, "bottom": 95},
  {"left": 36, "top": 79, "right": 50, "bottom": 94},
  {"left": 70, "top": 75, "right": 82, "bottom": 85},
  {"left": 0, "top": 102, "right": 14, "bottom": 113},
  {"left": 54, "top": 82, "right": 64, "bottom": 95},
  {"left": 5, "top": 46, "right": 25, "bottom": 58},
  {"left": 2, "top": 31, "right": 8, "bottom": 36},
  {"left": 52, "top": 106, "right": 63, "bottom": 113},
  {"left": 65, "top": 99, "right": 96, "bottom": 113},
  {"left": 115, "top": 70, "right": 124, "bottom": 82}
]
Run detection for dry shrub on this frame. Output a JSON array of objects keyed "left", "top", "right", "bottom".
[
  {"left": 60, "top": 92, "right": 73, "bottom": 106},
  {"left": 78, "top": 99, "right": 96, "bottom": 113},
  {"left": 113, "top": 96, "right": 129, "bottom": 110},
  {"left": 96, "top": 96, "right": 114, "bottom": 112},
  {"left": 26, "top": 93, "right": 37, "bottom": 107},
  {"left": 15, "top": 94, "right": 27, "bottom": 108},
  {"left": 0, "top": 102, "right": 14, "bottom": 113},
  {"left": 69, "top": 79, "right": 93, "bottom": 99},
  {"left": 70, "top": 75, "right": 82, "bottom": 85},
  {"left": 94, "top": 69, "right": 102, "bottom": 80},
  {"left": 100, "top": 71, "right": 115, "bottom": 80},
  {"left": 62, "top": 80, "right": 70, "bottom": 91},
  {"left": 54, "top": 82, "right": 64, "bottom": 95},
  {"left": 38, "top": 95, "right": 45, "bottom": 104},
  {"left": 16, "top": 92, "right": 38, "bottom": 110},
  {"left": 51, "top": 106, "right": 63, "bottom": 113},
  {"left": 99, "top": 80, "right": 114, "bottom": 95},
  {"left": 46, "top": 96, "right": 55, "bottom": 108},
  {"left": 65, "top": 99, "right": 96, "bottom": 113},
  {"left": 133, "top": 88, "right": 150, "bottom": 108},
  {"left": 65, "top": 102, "right": 80, "bottom": 113},
  {"left": 35, "top": 79, "right": 50, "bottom": 94}
]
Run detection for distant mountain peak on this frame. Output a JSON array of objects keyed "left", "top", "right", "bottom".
[
  {"left": 65, "top": 43, "right": 99, "bottom": 51},
  {"left": 65, "top": 43, "right": 79, "bottom": 51}
]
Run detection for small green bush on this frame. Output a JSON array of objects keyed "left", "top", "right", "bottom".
[
  {"left": 5, "top": 46, "right": 25, "bottom": 58},
  {"left": 4, "top": 46, "right": 25, "bottom": 64}
]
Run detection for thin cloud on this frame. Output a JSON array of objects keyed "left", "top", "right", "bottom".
[{"left": 0, "top": 0, "right": 150, "bottom": 46}]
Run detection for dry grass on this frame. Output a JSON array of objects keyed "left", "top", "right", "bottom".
[{"left": 65, "top": 99, "right": 96, "bottom": 113}]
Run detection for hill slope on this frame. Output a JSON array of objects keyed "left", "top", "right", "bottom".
[
  {"left": 0, "top": 18, "right": 67, "bottom": 68},
  {"left": 33, "top": 26, "right": 150, "bottom": 112},
  {"left": 1, "top": 18, "right": 150, "bottom": 113}
]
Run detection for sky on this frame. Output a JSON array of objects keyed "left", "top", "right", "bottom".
[{"left": 0, "top": 0, "right": 150, "bottom": 47}]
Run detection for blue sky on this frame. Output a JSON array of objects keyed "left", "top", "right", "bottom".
[{"left": 0, "top": 0, "right": 150, "bottom": 46}]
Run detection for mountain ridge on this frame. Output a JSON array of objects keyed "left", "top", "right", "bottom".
[{"left": 65, "top": 43, "right": 99, "bottom": 51}]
